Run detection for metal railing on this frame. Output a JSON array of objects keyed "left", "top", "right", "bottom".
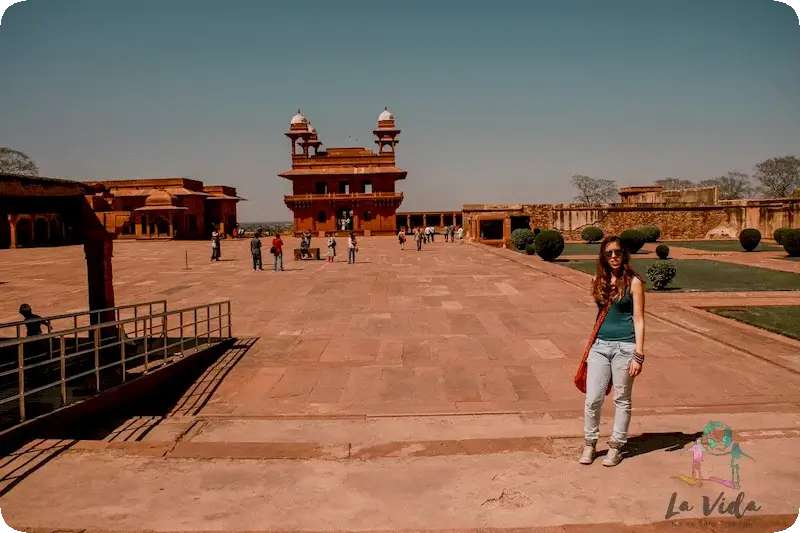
[
  {"left": 284, "top": 192, "right": 403, "bottom": 201},
  {"left": 0, "top": 300, "right": 168, "bottom": 339},
  {"left": 0, "top": 300, "right": 232, "bottom": 431}
]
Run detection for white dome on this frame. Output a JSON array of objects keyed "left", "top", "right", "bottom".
[
  {"left": 290, "top": 110, "right": 308, "bottom": 125},
  {"left": 378, "top": 107, "right": 394, "bottom": 121}
]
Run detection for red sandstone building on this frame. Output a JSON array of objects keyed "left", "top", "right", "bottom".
[{"left": 280, "top": 108, "right": 406, "bottom": 236}]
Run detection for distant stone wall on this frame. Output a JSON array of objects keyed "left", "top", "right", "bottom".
[{"left": 461, "top": 199, "right": 800, "bottom": 244}]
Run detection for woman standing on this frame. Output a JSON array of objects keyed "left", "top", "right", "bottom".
[
  {"left": 326, "top": 233, "right": 336, "bottom": 263},
  {"left": 398, "top": 228, "right": 406, "bottom": 250},
  {"left": 579, "top": 235, "right": 645, "bottom": 467}
]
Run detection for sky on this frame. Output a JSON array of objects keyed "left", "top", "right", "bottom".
[{"left": 1, "top": 0, "right": 798, "bottom": 222}]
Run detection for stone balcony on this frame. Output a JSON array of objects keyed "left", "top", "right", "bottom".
[{"left": 284, "top": 191, "right": 403, "bottom": 209}]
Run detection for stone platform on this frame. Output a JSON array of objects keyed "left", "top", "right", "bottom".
[{"left": 1, "top": 238, "right": 799, "bottom": 531}]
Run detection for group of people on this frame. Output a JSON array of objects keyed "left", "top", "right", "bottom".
[
  {"left": 397, "top": 225, "right": 463, "bottom": 251},
  {"left": 247, "top": 227, "right": 284, "bottom": 272},
  {"left": 321, "top": 232, "right": 358, "bottom": 263}
]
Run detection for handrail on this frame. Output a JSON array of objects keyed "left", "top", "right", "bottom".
[
  {"left": 0, "top": 300, "right": 167, "bottom": 329},
  {"left": 1, "top": 300, "right": 168, "bottom": 339},
  {"left": 285, "top": 192, "right": 403, "bottom": 200},
  {"left": 0, "top": 301, "right": 230, "bottom": 348},
  {"left": 0, "top": 299, "right": 233, "bottom": 429}
]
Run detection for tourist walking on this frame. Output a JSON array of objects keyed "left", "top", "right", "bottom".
[
  {"left": 250, "top": 227, "right": 263, "bottom": 271},
  {"left": 303, "top": 229, "right": 312, "bottom": 249},
  {"left": 271, "top": 233, "right": 284, "bottom": 271},
  {"left": 449, "top": 225, "right": 456, "bottom": 242},
  {"left": 579, "top": 235, "right": 645, "bottom": 467},
  {"left": 457, "top": 226, "right": 464, "bottom": 244},
  {"left": 398, "top": 228, "right": 406, "bottom": 250},
  {"left": 415, "top": 228, "right": 424, "bottom": 251},
  {"left": 326, "top": 233, "right": 336, "bottom": 262},
  {"left": 348, "top": 232, "right": 358, "bottom": 264},
  {"left": 210, "top": 228, "right": 221, "bottom": 261}
]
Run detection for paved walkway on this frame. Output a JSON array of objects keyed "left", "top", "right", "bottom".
[{"left": 1, "top": 238, "right": 799, "bottom": 531}]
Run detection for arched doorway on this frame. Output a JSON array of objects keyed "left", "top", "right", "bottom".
[
  {"left": 336, "top": 206, "right": 353, "bottom": 231},
  {"left": 152, "top": 217, "right": 169, "bottom": 237},
  {"left": 16, "top": 218, "right": 32, "bottom": 248},
  {"left": 33, "top": 218, "right": 49, "bottom": 246},
  {"left": 140, "top": 216, "right": 148, "bottom": 236},
  {"left": 0, "top": 217, "right": 10, "bottom": 249},
  {"left": 50, "top": 218, "right": 62, "bottom": 245}
]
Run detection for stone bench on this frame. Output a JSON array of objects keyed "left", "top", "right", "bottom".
[{"left": 294, "top": 248, "right": 320, "bottom": 260}]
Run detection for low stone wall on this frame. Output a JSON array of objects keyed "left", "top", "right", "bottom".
[{"left": 462, "top": 199, "right": 800, "bottom": 242}]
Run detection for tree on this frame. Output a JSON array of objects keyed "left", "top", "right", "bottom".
[
  {"left": 0, "top": 147, "right": 39, "bottom": 176},
  {"left": 571, "top": 175, "right": 618, "bottom": 206},
  {"left": 753, "top": 156, "right": 800, "bottom": 198},
  {"left": 654, "top": 177, "right": 695, "bottom": 190},
  {"left": 699, "top": 171, "right": 753, "bottom": 200}
]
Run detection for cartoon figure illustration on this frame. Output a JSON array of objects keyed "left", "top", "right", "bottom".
[{"left": 677, "top": 421, "right": 754, "bottom": 489}]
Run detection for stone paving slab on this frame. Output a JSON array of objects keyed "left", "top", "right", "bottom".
[{"left": 2, "top": 437, "right": 799, "bottom": 531}]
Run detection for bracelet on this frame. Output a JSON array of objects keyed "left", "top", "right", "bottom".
[{"left": 633, "top": 352, "right": 645, "bottom": 365}]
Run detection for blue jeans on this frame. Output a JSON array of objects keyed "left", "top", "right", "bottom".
[
  {"left": 348, "top": 248, "right": 356, "bottom": 263},
  {"left": 584, "top": 338, "right": 636, "bottom": 446},
  {"left": 273, "top": 253, "right": 283, "bottom": 271}
]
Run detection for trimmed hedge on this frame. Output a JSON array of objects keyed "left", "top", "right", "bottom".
[
  {"left": 525, "top": 243, "right": 537, "bottom": 255},
  {"left": 638, "top": 225, "right": 661, "bottom": 243},
  {"left": 655, "top": 244, "right": 670, "bottom": 260},
  {"left": 510, "top": 228, "right": 536, "bottom": 250},
  {"left": 620, "top": 229, "right": 646, "bottom": 254},
  {"left": 534, "top": 230, "right": 565, "bottom": 261},
  {"left": 739, "top": 228, "right": 761, "bottom": 252},
  {"left": 783, "top": 229, "right": 800, "bottom": 257},
  {"left": 581, "top": 226, "right": 604, "bottom": 243},
  {"left": 774, "top": 227, "right": 793, "bottom": 245},
  {"left": 646, "top": 261, "right": 677, "bottom": 290}
]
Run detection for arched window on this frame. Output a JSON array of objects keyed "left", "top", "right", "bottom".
[
  {"left": 363, "top": 211, "right": 372, "bottom": 222},
  {"left": 317, "top": 211, "right": 327, "bottom": 223}
]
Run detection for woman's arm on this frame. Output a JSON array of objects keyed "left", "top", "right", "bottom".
[{"left": 632, "top": 276, "right": 645, "bottom": 356}]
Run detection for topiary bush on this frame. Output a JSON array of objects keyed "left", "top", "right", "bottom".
[
  {"left": 638, "top": 225, "right": 661, "bottom": 243},
  {"left": 533, "top": 227, "right": 541, "bottom": 236},
  {"left": 534, "top": 230, "right": 565, "bottom": 261},
  {"left": 655, "top": 244, "right": 670, "bottom": 260},
  {"left": 783, "top": 229, "right": 800, "bottom": 257},
  {"left": 581, "top": 226, "right": 604, "bottom": 243},
  {"left": 619, "top": 229, "right": 646, "bottom": 254},
  {"left": 774, "top": 227, "right": 792, "bottom": 245},
  {"left": 645, "top": 261, "right": 677, "bottom": 290},
  {"left": 739, "top": 228, "right": 761, "bottom": 252},
  {"left": 510, "top": 228, "right": 536, "bottom": 250},
  {"left": 525, "top": 243, "right": 537, "bottom": 255}
]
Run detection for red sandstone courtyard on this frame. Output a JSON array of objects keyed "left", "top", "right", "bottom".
[{"left": 1, "top": 237, "right": 800, "bottom": 532}]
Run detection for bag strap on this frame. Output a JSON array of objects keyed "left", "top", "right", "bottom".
[{"left": 580, "top": 299, "right": 612, "bottom": 362}]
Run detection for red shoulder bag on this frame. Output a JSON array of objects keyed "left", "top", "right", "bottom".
[{"left": 574, "top": 300, "right": 613, "bottom": 395}]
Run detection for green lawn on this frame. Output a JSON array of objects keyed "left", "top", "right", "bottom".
[
  {"left": 662, "top": 240, "right": 783, "bottom": 252},
  {"left": 706, "top": 306, "right": 800, "bottom": 341},
  {"left": 563, "top": 258, "right": 800, "bottom": 292}
]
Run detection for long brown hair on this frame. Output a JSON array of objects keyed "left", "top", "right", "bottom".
[{"left": 591, "top": 236, "right": 643, "bottom": 304}]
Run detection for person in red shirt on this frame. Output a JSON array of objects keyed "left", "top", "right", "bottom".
[{"left": 271, "top": 233, "right": 284, "bottom": 272}]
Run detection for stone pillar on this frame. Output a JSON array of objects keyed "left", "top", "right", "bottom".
[
  {"left": 83, "top": 230, "right": 116, "bottom": 336},
  {"left": 452, "top": 213, "right": 457, "bottom": 226},
  {"left": 503, "top": 217, "right": 512, "bottom": 243},
  {"left": 353, "top": 212, "right": 360, "bottom": 231},
  {"left": 8, "top": 215, "right": 17, "bottom": 248},
  {"left": 406, "top": 215, "right": 410, "bottom": 230},
  {"left": 169, "top": 214, "right": 175, "bottom": 239},
  {"left": 423, "top": 214, "right": 427, "bottom": 227}
]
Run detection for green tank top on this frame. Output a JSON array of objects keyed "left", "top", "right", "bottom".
[{"left": 596, "top": 285, "right": 635, "bottom": 342}]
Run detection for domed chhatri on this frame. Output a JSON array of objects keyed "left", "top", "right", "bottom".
[
  {"left": 378, "top": 107, "right": 394, "bottom": 122},
  {"left": 290, "top": 109, "right": 308, "bottom": 125},
  {"left": 144, "top": 189, "right": 177, "bottom": 207}
]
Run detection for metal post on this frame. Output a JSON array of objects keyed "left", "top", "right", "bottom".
[
  {"left": 144, "top": 318, "right": 149, "bottom": 373},
  {"left": 207, "top": 306, "right": 211, "bottom": 344},
  {"left": 194, "top": 309, "right": 198, "bottom": 350},
  {"left": 60, "top": 336, "right": 67, "bottom": 406},
  {"left": 148, "top": 304, "right": 153, "bottom": 336},
  {"left": 179, "top": 311, "right": 185, "bottom": 357},
  {"left": 163, "top": 314, "right": 168, "bottom": 363},
  {"left": 16, "top": 324, "right": 20, "bottom": 338},
  {"left": 74, "top": 316, "right": 78, "bottom": 355},
  {"left": 18, "top": 343, "right": 25, "bottom": 422},
  {"left": 120, "top": 323, "right": 127, "bottom": 383},
  {"left": 227, "top": 301, "right": 232, "bottom": 337},
  {"left": 94, "top": 328, "right": 101, "bottom": 392},
  {"left": 217, "top": 303, "right": 222, "bottom": 340},
  {"left": 134, "top": 306, "right": 138, "bottom": 337}
]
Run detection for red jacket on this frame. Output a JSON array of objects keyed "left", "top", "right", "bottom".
[{"left": 272, "top": 237, "right": 283, "bottom": 254}]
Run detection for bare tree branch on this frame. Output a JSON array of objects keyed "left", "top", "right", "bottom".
[
  {"left": 571, "top": 175, "right": 618, "bottom": 206},
  {"left": 0, "top": 147, "right": 39, "bottom": 176},
  {"left": 753, "top": 156, "right": 800, "bottom": 198},
  {"left": 699, "top": 171, "right": 753, "bottom": 200}
]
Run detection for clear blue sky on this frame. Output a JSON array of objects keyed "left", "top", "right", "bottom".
[{"left": 1, "top": 0, "right": 798, "bottom": 221}]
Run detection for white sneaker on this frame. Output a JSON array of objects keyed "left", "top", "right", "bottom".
[
  {"left": 578, "top": 444, "right": 596, "bottom": 465},
  {"left": 602, "top": 447, "right": 623, "bottom": 467}
]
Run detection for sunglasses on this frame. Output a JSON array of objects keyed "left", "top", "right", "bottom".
[{"left": 604, "top": 249, "right": 623, "bottom": 257}]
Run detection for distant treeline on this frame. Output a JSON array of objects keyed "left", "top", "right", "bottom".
[{"left": 238, "top": 221, "right": 293, "bottom": 235}]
